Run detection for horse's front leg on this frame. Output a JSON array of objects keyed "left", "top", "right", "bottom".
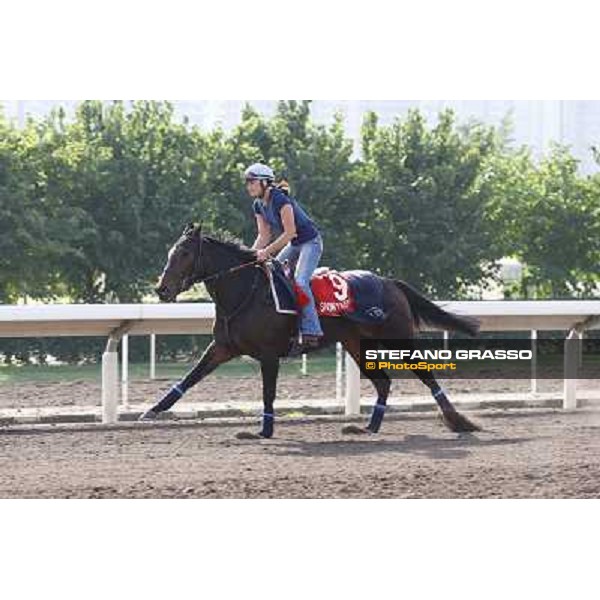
[
  {"left": 236, "top": 356, "right": 279, "bottom": 439},
  {"left": 139, "top": 341, "right": 237, "bottom": 420},
  {"left": 259, "top": 356, "right": 279, "bottom": 438}
]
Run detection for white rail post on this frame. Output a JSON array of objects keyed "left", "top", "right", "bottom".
[
  {"left": 301, "top": 353, "right": 308, "bottom": 376},
  {"left": 121, "top": 334, "right": 129, "bottom": 410},
  {"left": 563, "top": 329, "right": 580, "bottom": 410},
  {"left": 345, "top": 350, "right": 361, "bottom": 416},
  {"left": 335, "top": 342, "right": 344, "bottom": 402},
  {"left": 102, "top": 321, "right": 132, "bottom": 424},
  {"left": 150, "top": 333, "right": 156, "bottom": 380},
  {"left": 102, "top": 348, "right": 119, "bottom": 424},
  {"left": 443, "top": 331, "right": 449, "bottom": 363},
  {"left": 530, "top": 329, "right": 538, "bottom": 395}
]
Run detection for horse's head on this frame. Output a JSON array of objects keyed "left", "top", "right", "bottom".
[{"left": 155, "top": 222, "right": 203, "bottom": 302}]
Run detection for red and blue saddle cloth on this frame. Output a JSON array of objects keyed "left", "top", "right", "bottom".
[{"left": 264, "top": 261, "right": 387, "bottom": 324}]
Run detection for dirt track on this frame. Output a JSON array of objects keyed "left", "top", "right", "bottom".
[
  {"left": 2, "top": 373, "right": 598, "bottom": 409},
  {"left": 1, "top": 409, "right": 599, "bottom": 498}
]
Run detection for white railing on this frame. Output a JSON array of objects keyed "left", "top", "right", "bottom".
[{"left": 1, "top": 301, "right": 599, "bottom": 423}]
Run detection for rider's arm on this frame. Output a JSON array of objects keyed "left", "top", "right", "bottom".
[
  {"left": 252, "top": 214, "right": 271, "bottom": 250},
  {"left": 264, "top": 204, "right": 297, "bottom": 256}
]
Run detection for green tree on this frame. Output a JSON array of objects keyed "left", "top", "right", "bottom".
[
  {"left": 38, "top": 101, "right": 215, "bottom": 302},
  {"left": 0, "top": 111, "right": 62, "bottom": 301},
  {"left": 357, "top": 109, "right": 502, "bottom": 298},
  {"left": 491, "top": 145, "right": 600, "bottom": 297}
]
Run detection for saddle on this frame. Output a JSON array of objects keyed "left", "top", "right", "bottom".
[{"left": 263, "top": 261, "right": 387, "bottom": 324}]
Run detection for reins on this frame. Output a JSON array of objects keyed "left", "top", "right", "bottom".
[{"left": 197, "top": 259, "right": 260, "bottom": 283}]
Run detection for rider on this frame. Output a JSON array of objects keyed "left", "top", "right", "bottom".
[{"left": 244, "top": 162, "right": 324, "bottom": 353}]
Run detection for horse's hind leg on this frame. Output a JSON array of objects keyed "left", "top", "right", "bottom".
[
  {"left": 411, "top": 368, "right": 481, "bottom": 433},
  {"left": 375, "top": 279, "right": 479, "bottom": 433},
  {"left": 340, "top": 336, "right": 391, "bottom": 434}
]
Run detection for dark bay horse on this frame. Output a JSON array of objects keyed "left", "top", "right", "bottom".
[{"left": 139, "top": 223, "right": 481, "bottom": 438}]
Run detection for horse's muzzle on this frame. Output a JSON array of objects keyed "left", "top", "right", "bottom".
[{"left": 155, "top": 284, "right": 176, "bottom": 303}]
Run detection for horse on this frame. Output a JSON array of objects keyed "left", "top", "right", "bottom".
[{"left": 139, "top": 223, "right": 481, "bottom": 438}]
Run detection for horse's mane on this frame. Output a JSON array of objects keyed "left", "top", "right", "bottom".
[{"left": 202, "top": 231, "right": 256, "bottom": 262}]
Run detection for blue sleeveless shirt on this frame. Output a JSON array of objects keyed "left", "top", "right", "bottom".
[{"left": 253, "top": 187, "right": 319, "bottom": 246}]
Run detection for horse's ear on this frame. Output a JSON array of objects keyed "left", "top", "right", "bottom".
[{"left": 195, "top": 220, "right": 203, "bottom": 235}]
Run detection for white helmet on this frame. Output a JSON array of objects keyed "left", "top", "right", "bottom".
[{"left": 244, "top": 162, "right": 274, "bottom": 181}]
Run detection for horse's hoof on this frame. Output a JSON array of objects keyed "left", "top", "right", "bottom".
[
  {"left": 235, "top": 431, "right": 262, "bottom": 440},
  {"left": 341, "top": 424, "right": 369, "bottom": 435},
  {"left": 441, "top": 410, "right": 481, "bottom": 433},
  {"left": 138, "top": 409, "right": 158, "bottom": 421}
]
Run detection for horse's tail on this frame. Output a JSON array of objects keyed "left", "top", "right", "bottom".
[{"left": 393, "top": 279, "right": 480, "bottom": 337}]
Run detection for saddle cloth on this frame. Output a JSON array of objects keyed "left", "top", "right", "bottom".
[{"left": 265, "top": 262, "right": 387, "bottom": 323}]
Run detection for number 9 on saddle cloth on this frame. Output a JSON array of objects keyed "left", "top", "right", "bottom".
[{"left": 264, "top": 260, "right": 388, "bottom": 324}]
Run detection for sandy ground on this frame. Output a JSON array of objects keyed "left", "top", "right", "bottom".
[
  {"left": 1, "top": 373, "right": 599, "bottom": 409},
  {"left": 1, "top": 409, "right": 599, "bottom": 498}
]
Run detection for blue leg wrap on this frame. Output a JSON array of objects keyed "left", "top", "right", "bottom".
[
  {"left": 367, "top": 402, "right": 386, "bottom": 433},
  {"left": 260, "top": 413, "right": 274, "bottom": 438},
  {"left": 155, "top": 382, "right": 185, "bottom": 412},
  {"left": 431, "top": 385, "right": 451, "bottom": 410},
  {"left": 432, "top": 387, "right": 445, "bottom": 399}
]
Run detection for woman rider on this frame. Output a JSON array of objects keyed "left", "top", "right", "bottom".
[{"left": 244, "top": 162, "right": 324, "bottom": 354}]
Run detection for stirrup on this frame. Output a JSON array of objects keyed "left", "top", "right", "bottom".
[{"left": 288, "top": 334, "right": 323, "bottom": 357}]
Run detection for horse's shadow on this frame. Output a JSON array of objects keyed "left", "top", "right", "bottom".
[{"left": 253, "top": 433, "right": 534, "bottom": 461}]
